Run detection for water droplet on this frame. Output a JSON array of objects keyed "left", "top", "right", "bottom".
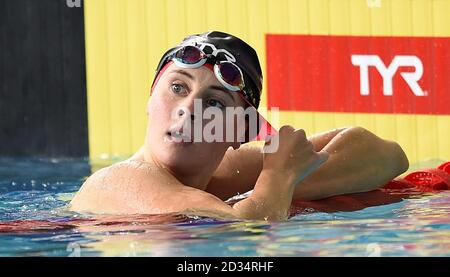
[{"left": 236, "top": 170, "right": 240, "bottom": 174}]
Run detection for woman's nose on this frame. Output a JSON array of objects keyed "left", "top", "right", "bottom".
[{"left": 177, "top": 108, "right": 195, "bottom": 121}]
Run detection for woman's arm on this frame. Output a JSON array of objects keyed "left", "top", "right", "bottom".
[
  {"left": 294, "top": 127, "right": 409, "bottom": 200},
  {"left": 205, "top": 144, "right": 263, "bottom": 200},
  {"left": 205, "top": 128, "right": 348, "bottom": 200},
  {"left": 231, "top": 126, "right": 329, "bottom": 219},
  {"left": 206, "top": 126, "right": 409, "bottom": 201}
]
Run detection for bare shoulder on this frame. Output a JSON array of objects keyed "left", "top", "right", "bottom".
[
  {"left": 69, "top": 159, "right": 231, "bottom": 216},
  {"left": 69, "top": 159, "right": 171, "bottom": 214}
]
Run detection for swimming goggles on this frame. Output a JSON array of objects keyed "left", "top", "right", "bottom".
[
  {"left": 167, "top": 44, "right": 277, "bottom": 142},
  {"left": 171, "top": 45, "right": 248, "bottom": 99}
]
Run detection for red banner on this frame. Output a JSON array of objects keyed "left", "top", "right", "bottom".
[{"left": 266, "top": 34, "right": 450, "bottom": 114}]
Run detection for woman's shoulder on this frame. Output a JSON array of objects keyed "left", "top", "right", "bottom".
[
  {"left": 69, "top": 159, "right": 163, "bottom": 214},
  {"left": 86, "top": 159, "right": 158, "bottom": 186}
]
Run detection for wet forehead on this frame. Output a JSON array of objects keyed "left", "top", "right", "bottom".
[{"left": 166, "top": 63, "right": 220, "bottom": 87}]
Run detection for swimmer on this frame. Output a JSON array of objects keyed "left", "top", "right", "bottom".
[{"left": 70, "top": 31, "right": 409, "bottom": 220}]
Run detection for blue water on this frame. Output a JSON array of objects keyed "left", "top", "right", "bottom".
[{"left": 1, "top": 158, "right": 450, "bottom": 257}]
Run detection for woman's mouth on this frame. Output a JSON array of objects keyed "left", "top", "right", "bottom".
[{"left": 165, "top": 130, "right": 193, "bottom": 144}]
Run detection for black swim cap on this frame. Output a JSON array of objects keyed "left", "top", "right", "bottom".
[{"left": 151, "top": 31, "right": 263, "bottom": 108}]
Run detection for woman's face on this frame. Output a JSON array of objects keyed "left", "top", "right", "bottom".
[{"left": 146, "top": 63, "right": 247, "bottom": 174}]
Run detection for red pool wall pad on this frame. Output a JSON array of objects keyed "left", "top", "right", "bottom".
[{"left": 384, "top": 161, "right": 450, "bottom": 192}]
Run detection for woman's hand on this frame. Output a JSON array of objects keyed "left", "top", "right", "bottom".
[
  {"left": 233, "top": 125, "right": 329, "bottom": 220},
  {"left": 262, "top": 125, "right": 329, "bottom": 188}
]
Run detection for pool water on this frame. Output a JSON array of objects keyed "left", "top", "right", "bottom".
[{"left": 1, "top": 158, "right": 450, "bottom": 257}]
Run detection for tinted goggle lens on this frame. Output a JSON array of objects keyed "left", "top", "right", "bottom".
[
  {"left": 174, "top": 46, "right": 205, "bottom": 64},
  {"left": 217, "top": 62, "right": 244, "bottom": 88}
]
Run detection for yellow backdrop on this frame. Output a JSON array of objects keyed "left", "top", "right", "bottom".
[{"left": 84, "top": 0, "right": 450, "bottom": 163}]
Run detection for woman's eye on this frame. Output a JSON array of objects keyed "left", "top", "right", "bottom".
[
  {"left": 207, "top": 99, "right": 225, "bottom": 109},
  {"left": 170, "top": 83, "right": 187, "bottom": 94}
]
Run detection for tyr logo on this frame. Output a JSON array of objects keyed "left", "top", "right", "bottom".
[{"left": 351, "top": 55, "right": 427, "bottom": 96}]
